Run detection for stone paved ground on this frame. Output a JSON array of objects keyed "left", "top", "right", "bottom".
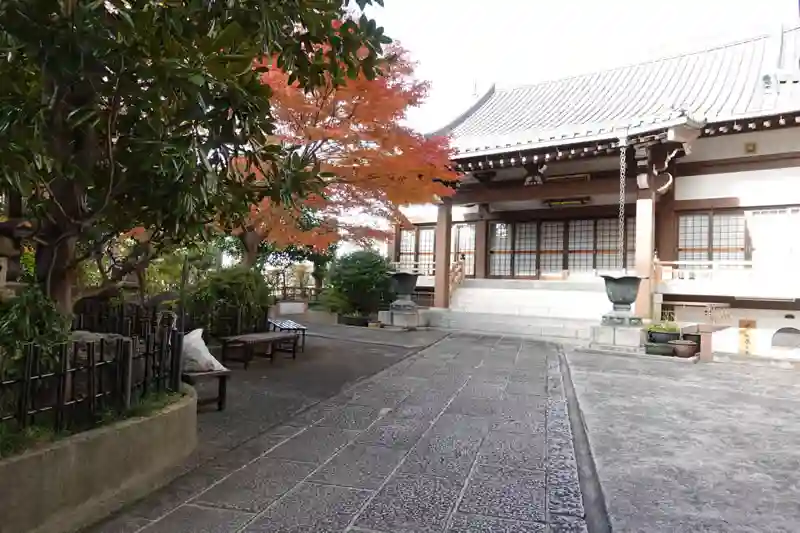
[
  {"left": 567, "top": 349, "right": 800, "bottom": 532},
  {"left": 92, "top": 333, "right": 587, "bottom": 533},
  {"left": 186, "top": 334, "right": 434, "bottom": 471},
  {"left": 87, "top": 334, "right": 424, "bottom": 533}
]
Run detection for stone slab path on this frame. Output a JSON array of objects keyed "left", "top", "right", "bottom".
[
  {"left": 568, "top": 348, "right": 800, "bottom": 532},
  {"left": 92, "top": 334, "right": 587, "bottom": 533}
]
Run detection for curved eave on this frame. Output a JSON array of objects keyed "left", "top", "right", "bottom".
[
  {"left": 425, "top": 84, "right": 497, "bottom": 139},
  {"left": 451, "top": 115, "right": 703, "bottom": 162}
]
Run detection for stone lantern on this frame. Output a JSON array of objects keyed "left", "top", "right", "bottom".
[{"left": 387, "top": 271, "right": 420, "bottom": 329}]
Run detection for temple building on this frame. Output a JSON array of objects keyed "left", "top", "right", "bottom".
[{"left": 390, "top": 26, "right": 800, "bottom": 359}]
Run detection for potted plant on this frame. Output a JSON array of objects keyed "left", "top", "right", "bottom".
[
  {"left": 682, "top": 330, "right": 701, "bottom": 346},
  {"left": 644, "top": 321, "right": 682, "bottom": 356},
  {"left": 669, "top": 339, "right": 699, "bottom": 358},
  {"left": 322, "top": 250, "right": 393, "bottom": 327},
  {"left": 647, "top": 322, "right": 681, "bottom": 344}
]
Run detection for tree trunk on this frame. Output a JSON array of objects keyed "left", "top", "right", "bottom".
[
  {"left": 240, "top": 231, "right": 260, "bottom": 268},
  {"left": 35, "top": 232, "right": 77, "bottom": 315},
  {"left": 135, "top": 263, "right": 148, "bottom": 305}
]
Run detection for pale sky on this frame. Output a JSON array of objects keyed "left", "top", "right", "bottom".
[
  {"left": 367, "top": 0, "right": 799, "bottom": 134},
  {"left": 343, "top": 0, "right": 800, "bottom": 256}
]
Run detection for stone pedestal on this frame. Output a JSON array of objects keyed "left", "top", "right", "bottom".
[
  {"left": 601, "top": 311, "right": 644, "bottom": 327},
  {"left": 388, "top": 298, "right": 420, "bottom": 330},
  {"left": 591, "top": 325, "right": 644, "bottom": 348},
  {"left": 378, "top": 310, "right": 392, "bottom": 324}
]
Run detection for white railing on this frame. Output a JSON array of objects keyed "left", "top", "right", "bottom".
[
  {"left": 390, "top": 262, "right": 435, "bottom": 276},
  {"left": 449, "top": 258, "right": 466, "bottom": 295},
  {"left": 654, "top": 259, "right": 800, "bottom": 299}
]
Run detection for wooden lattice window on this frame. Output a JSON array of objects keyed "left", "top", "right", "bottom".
[
  {"left": 625, "top": 217, "right": 636, "bottom": 270},
  {"left": 678, "top": 212, "right": 747, "bottom": 265},
  {"left": 489, "top": 222, "right": 512, "bottom": 276},
  {"left": 539, "top": 221, "right": 565, "bottom": 273},
  {"left": 417, "top": 228, "right": 435, "bottom": 275},
  {"left": 712, "top": 213, "right": 746, "bottom": 261},
  {"left": 451, "top": 223, "right": 476, "bottom": 276},
  {"left": 567, "top": 220, "right": 594, "bottom": 272},
  {"left": 595, "top": 218, "right": 621, "bottom": 271},
  {"left": 513, "top": 222, "right": 538, "bottom": 277},
  {"left": 398, "top": 229, "right": 416, "bottom": 269}
]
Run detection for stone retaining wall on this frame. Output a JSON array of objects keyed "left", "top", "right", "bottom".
[{"left": 0, "top": 388, "right": 197, "bottom": 533}]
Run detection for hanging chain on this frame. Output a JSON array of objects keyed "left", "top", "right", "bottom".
[{"left": 617, "top": 139, "right": 627, "bottom": 271}]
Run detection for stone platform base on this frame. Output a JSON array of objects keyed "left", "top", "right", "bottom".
[
  {"left": 591, "top": 325, "right": 643, "bottom": 348},
  {"left": 378, "top": 310, "right": 421, "bottom": 329},
  {"left": 601, "top": 313, "right": 643, "bottom": 327}
]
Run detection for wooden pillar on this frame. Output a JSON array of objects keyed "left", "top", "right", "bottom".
[
  {"left": 388, "top": 224, "right": 401, "bottom": 263},
  {"left": 634, "top": 190, "right": 656, "bottom": 318},
  {"left": 698, "top": 324, "right": 715, "bottom": 362},
  {"left": 434, "top": 202, "right": 453, "bottom": 308},
  {"left": 474, "top": 206, "right": 489, "bottom": 278},
  {"left": 655, "top": 173, "right": 678, "bottom": 261}
]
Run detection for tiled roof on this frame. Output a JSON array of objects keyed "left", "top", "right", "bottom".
[{"left": 439, "top": 26, "right": 800, "bottom": 159}]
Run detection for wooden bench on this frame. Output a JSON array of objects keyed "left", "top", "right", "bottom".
[
  {"left": 268, "top": 318, "right": 307, "bottom": 352},
  {"left": 182, "top": 369, "right": 231, "bottom": 411},
  {"left": 220, "top": 331, "right": 300, "bottom": 369}
]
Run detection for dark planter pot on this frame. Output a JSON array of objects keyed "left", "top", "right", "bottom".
[
  {"left": 648, "top": 331, "right": 681, "bottom": 344},
  {"left": 601, "top": 275, "right": 642, "bottom": 312},
  {"left": 683, "top": 333, "right": 701, "bottom": 346},
  {"left": 669, "top": 339, "right": 699, "bottom": 358},
  {"left": 391, "top": 272, "right": 419, "bottom": 298},
  {"left": 338, "top": 315, "right": 370, "bottom": 327},
  {"left": 644, "top": 342, "right": 675, "bottom": 356}
]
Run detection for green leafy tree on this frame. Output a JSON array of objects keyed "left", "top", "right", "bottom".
[
  {"left": 185, "top": 266, "right": 273, "bottom": 337},
  {"left": 325, "top": 250, "right": 392, "bottom": 316},
  {"left": 0, "top": 0, "right": 391, "bottom": 313}
]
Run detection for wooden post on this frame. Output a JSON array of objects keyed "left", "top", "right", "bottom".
[
  {"left": 634, "top": 190, "right": 656, "bottom": 318},
  {"left": 434, "top": 202, "right": 453, "bottom": 308},
  {"left": 698, "top": 324, "right": 715, "bottom": 362},
  {"left": 388, "top": 225, "right": 401, "bottom": 263},
  {"left": 474, "top": 219, "right": 488, "bottom": 279}
]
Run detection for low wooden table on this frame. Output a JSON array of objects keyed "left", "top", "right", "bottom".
[
  {"left": 220, "top": 331, "right": 300, "bottom": 369},
  {"left": 182, "top": 369, "right": 231, "bottom": 411},
  {"left": 268, "top": 318, "right": 307, "bottom": 352}
]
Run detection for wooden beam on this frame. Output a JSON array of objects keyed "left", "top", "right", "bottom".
[
  {"left": 462, "top": 203, "right": 636, "bottom": 222},
  {"left": 453, "top": 177, "right": 636, "bottom": 205},
  {"left": 473, "top": 171, "right": 496, "bottom": 184}
]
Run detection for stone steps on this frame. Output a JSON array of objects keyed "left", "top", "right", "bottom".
[
  {"left": 450, "top": 278, "right": 611, "bottom": 321},
  {"left": 425, "top": 309, "right": 594, "bottom": 342}
]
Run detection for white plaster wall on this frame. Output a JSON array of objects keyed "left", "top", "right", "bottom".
[
  {"left": 277, "top": 301, "right": 307, "bottom": 315},
  {"left": 417, "top": 275, "right": 434, "bottom": 288},
  {"left": 684, "top": 128, "right": 800, "bottom": 163},
  {"left": 658, "top": 275, "right": 800, "bottom": 300},
  {"left": 675, "top": 167, "right": 800, "bottom": 205},
  {"left": 675, "top": 306, "right": 800, "bottom": 357},
  {"left": 401, "top": 204, "right": 478, "bottom": 224}
]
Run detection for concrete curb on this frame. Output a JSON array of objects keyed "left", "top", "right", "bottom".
[
  {"left": 1, "top": 388, "right": 197, "bottom": 533},
  {"left": 579, "top": 347, "right": 700, "bottom": 364},
  {"left": 558, "top": 347, "right": 612, "bottom": 533}
]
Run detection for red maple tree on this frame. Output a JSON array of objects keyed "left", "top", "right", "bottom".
[{"left": 238, "top": 44, "right": 458, "bottom": 266}]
